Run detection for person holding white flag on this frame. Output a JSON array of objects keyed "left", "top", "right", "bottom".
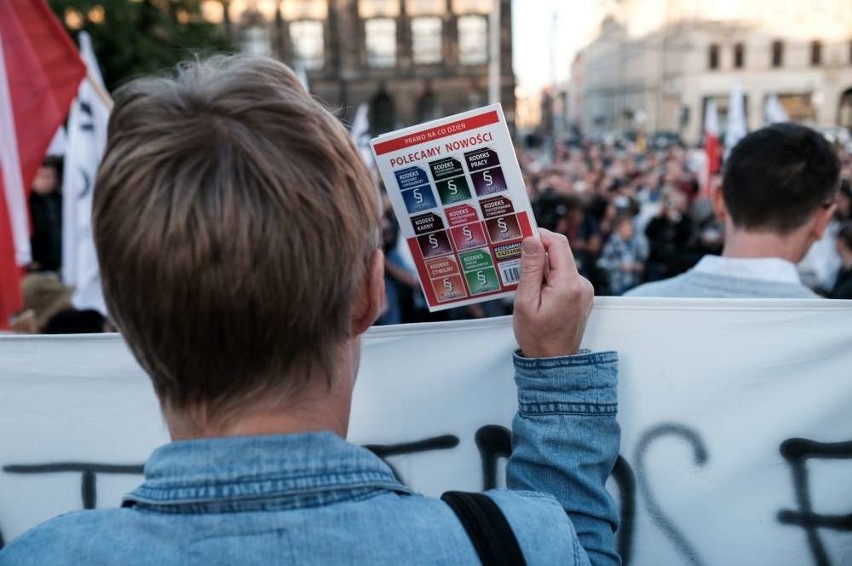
[
  {"left": 61, "top": 31, "right": 110, "bottom": 315},
  {"left": 349, "top": 102, "right": 374, "bottom": 169}
]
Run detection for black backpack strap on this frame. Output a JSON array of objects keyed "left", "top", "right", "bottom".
[{"left": 441, "top": 491, "right": 526, "bottom": 566}]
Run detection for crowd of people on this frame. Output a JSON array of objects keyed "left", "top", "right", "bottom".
[
  {"left": 10, "top": 82, "right": 852, "bottom": 332},
  {"left": 377, "top": 127, "right": 852, "bottom": 324},
  {"left": 524, "top": 133, "right": 852, "bottom": 297}
]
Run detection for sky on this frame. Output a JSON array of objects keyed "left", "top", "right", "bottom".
[{"left": 511, "top": 0, "right": 602, "bottom": 94}]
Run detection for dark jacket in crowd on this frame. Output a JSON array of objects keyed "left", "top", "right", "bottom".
[
  {"left": 644, "top": 215, "right": 693, "bottom": 281},
  {"left": 830, "top": 267, "right": 852, "bottom": 299},
  {"left": 29, "top": 191, "right": 62, "bottom": 272}
]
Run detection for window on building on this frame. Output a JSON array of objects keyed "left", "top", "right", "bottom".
[
  {"left": 406, "top": 0, "right": 443, "bottom": 15},
  {"left": 777, "top": 93, "right": 817, "bottom": 121},
  {"left": 708, "top": 44, "right": 720, "bottom": 70},
  {"left": 412, "top": 17, "right": 442, "bottom": 65},
  {"left": 365, "top": 18, "right": 397, "bottom": 68},
  {"left": 452, "top": 0, "right": 490, "bottom": 14},
  {"left": 771, "top": 40, "right": 784, "bottom": 68},
  {"left": 734, "top": 43, "right": 745, "bottom": 69},
  {"left": 358, "top": 0, "right": 399, "bottom": 19},
  {"left": 283, "top": 0, "right": 328, "bottom": 20},
  {"left": 290, "top": 20, "right": 324, "bottom": 70},
  {"left": 840, "top": 88, "right": 852, "bottom": 128},
  {"left": 200, "top": 0, "right": 224, "bottom": 24},
  {"left": 458, "top": 15, "right": 487, "bottom": 65},
  {"left": 810, "top": 40, "right": 822, "bottom": 66}
]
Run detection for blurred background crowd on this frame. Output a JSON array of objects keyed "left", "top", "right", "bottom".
[
  {"left": 3, "top": 0, "right": 852, "bottom": 331},
  {"left": 376, "top": 134, "right": 852, "bottom": 324}
]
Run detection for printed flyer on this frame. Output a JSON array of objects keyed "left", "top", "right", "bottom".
[{"left": 371, "top": 104, "right": 538, "bottom": 312}]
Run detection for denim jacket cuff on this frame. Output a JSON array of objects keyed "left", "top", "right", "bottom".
[{"left": 513, "top": 350, "right": 618, "bottom": 413}]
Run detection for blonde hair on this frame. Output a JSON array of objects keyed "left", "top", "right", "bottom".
[{"left": 94, "top": 56, "right": 379, "bottom": 417}]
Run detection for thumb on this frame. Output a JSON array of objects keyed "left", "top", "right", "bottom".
[{"left": 516, "top": 236, "right": 545, "bottom": 307}]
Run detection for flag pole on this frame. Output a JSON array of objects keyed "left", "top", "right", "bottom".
[{"left": 87, "top": 69, "right": 113, "bottom": 110}]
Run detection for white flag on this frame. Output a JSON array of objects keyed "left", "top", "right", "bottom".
[
  {"left": 45, "top": 127, "right": 67, "bottom": 157},
  {"left": 294, "top": 60, "right": 309, "bottom": 93},
  {"left": 61, "top": 32, "right": 109, "bottom": 315},
  {"left": 725, "top": 81, "right": 748, "bottom": 154},
  {"left": 764, "top": 94, "right": 789, "bottom": 125},
  {"left": 350, "top": 102, "right": 373, "bottom": 168}
]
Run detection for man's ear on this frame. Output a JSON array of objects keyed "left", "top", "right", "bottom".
[
  {"left": 351, "top": 250, "right": 385, "bottom": 337},
  {"left": 810, "top": 203, "right": 836, "bottom": 241},
  {"left": 711, "top": 181, "right": 727, "bottom": 222}
]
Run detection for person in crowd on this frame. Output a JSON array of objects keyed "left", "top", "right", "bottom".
[
  {"left": 837, "top": 180, "right": 851, "bottom": 222},
  {"left": 42, "top": 308, "right": 107, "bottom": 334},
  {"left": 532, "top": 187, "right": 571, "bottom": 233},
  {"left": 21, "top": 273, "right": 73, "bottom": 332},
  {"left": 642, "top": 190, "right": 693, "bottom": 282},
  {"left": 798, "top": 179, "right": 851, "bottom": 291},
  {"left": 18, "top": 273, "right": 106, "bottom": 334},
  {"left": 598, "top": 213, "right": 647, "bottom": 295},
  {"left": 627, "top": 124, "right": 841, "bottom": 298},
  {"left": 28, "top": 157, "right": 63, "bottom": 273},
  {"left": 0, "top": 56, "right": 621, "bottom": 565},
  {"left": 375, "top": 207, "right": 419, "bottom": 325},
  {"left": 830, "top": 221, "right": 852, "bottom": 299},
  {"left": 556, "top": 194, "right": 602, "bottom": 280},
  {"left": 681, "top": 196, "right": 724, "bottom": 268}
]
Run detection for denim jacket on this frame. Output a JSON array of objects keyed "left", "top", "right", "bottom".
[{"left": 0, "top": 351, "right": 620, "bottom": 565}]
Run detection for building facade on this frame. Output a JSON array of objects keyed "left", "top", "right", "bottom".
[
  {"left": 570, "top": 0, "right": 852, "bottom": 142},
  {"left": 200, "top": 0, "right": 515, "bottom": 132}
]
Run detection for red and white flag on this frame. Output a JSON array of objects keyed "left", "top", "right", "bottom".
[
  {"left": 0, "top": 0, "right": 85, "bottom": 329},
  {"left": 702, "top": 98, "right": 721, "bottom": 197}
]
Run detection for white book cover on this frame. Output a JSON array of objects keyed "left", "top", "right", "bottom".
[{"left": 371, "top": 104, "right": 538, "bottom": 311}]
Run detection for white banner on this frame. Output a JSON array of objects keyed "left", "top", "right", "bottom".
[{"left": 1, "top": 298, "right": 851, "bottom": 565}]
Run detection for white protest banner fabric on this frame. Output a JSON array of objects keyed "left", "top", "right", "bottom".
[
  {"left": 61, "top": 31, "right": 110, "bottom": 315},
  {"left": 0, "top": 298, "right": 851, "bottom": 565}
]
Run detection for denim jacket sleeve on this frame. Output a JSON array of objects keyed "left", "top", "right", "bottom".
[{"left": 506, "top": 350, "right": 620, "bottom": 566}]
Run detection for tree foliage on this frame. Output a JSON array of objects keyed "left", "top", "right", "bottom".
[{"left": 49, "top": 0, "right": 234, "bottom": 91}]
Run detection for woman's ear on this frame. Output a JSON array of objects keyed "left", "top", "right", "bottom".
[{"left": 351, "top": 250, "right": 385, "bottom": 337}]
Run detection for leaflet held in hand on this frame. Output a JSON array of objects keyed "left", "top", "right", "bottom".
[{"left": 371, "top": 104, "right": 538, "bottom": 312}]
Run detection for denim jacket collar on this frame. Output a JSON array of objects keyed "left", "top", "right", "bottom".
[{"left": 123, "top": 431, "right": 412, "bottom": 512}]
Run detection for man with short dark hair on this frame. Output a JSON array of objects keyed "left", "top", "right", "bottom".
[
  {"left": 1, "top": 56, "right": 620, "bottom": 565},
  {"left": 628, "top": 123, "right": 841, "bottom": 298}
]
